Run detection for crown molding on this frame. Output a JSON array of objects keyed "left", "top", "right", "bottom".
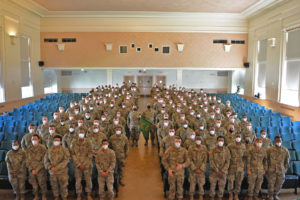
[{"left": 9, "top": 0, "right": 48, "bottom": 17}]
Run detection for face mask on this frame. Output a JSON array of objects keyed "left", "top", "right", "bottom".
[
  {"left": 190, "top": 135, "right": 195, "bottom": 140},
  {"left": 203, "top": 109, "right": 208, "bottom": 112},
  {"left": 230, "top": 119, "right": 235, "bottom": 123},
  {"left": 199, "top": 126, "right": 204, "bottom": 130},
  {"left": 261, "top": 134, "right": 266, "bottom": 138},
  {"left": 75, "top": 111, "right": 79, "bottom": 114},
  {"left": 43, "top": 120, "right": 48, "bottom": 125},
  {"left": 101, "top": 118, "right": 106, "bottom": 121},
  {"left": 190, "top": 112, "right": 195, "bottom": 116},
  {"left": 59, "top": 109, "right": 64, "bottom": 113},
  {"left": 103, "top": 145, "right": 108, "bottom": 149},
  {"left": 245, "top": 140, "right": 250, "bottom": 144},
  {"left": 147, "top": 106, "right": 151, "bottom": 109},
  {"left": 85, "top": 115, "right": 90, "bottom": 119},
  {"left": 110, "top": 104, "right": 114, "bottom": 108},
  {"left": 93, "top": 129, "right": 99, "bottom": 133},
  {"left": 169, "top": 132, "right": 175, "bottom": 137},
  {"left": 175, "top": 142, "right": 181, "bottom": 148},
  {"left": 161, "top": 110, "right": 165, "bottom": 114},
  {"left": 79, "top": 133, "right": 85, "bottom": 139},
  {"left": 69, "top": 117, "right": 74, "bottom": 120},
  {"left": 54, "top": 115, "right": 59, "bottom": 120},
  {"left": 196, "top": 114, "right": 201, "bottom": 118},
  {"left": 78, "top": 123, "right": 83, "bottom": 127},
  {"left": 133, "top": 108, "right": 137, "bottom": 111},
  {"left": 210, "top": 115, "right": 215, "bottom": 119},
  {"left": 69, "top": 128, "right": 74, "bottom": 132},
  {"left": 276, "top": 142, "right": 282, "bottom": 147},
  {"left": 183, "top": 124, "right": 188, "bottom": 129},
  {"left": 256, "top": 143, "right": 262, "bottom": 148},
  {"left": 29, "top": 129, "right": 35, "bottom": 133},
  {"left": 226, "top": 103, "right": 230, "bottom": 107},
  {"left": 116, "top": 131, "right": 121, "bottom": 135},
  {"left": 217, "top": 100, "right": 221, "bottom": 103},
  {"left": 70, "top": 104, "right": 74, "bottom": 108},
  {"left": 114, "top": 121, "right": 119, "bottom": 125},
  {"left": 89, "top": 107, "right": 94, "bottom": 110},
  {"left": 60, "top": 122, "right": 65, "bottom": 126},
  {"left": 49, "top": 130, "right": 55, "bottom": 135},
  {"left": 236, "top": 137, "right": 241, "bottom": 142},
  {"left": 12, "top": 145, "right": 19, "bottom": 150},
  {"left": 229, "top": 128, "right": 234, "bottom": 133},
  {"left": 218, "top": 141, "right": 224, "bottom": 147},
  {"left": 210, "top": 131, "right": 215, "bottom": 135},
  {"left": 247, "top": 126, "right": 252, "bottom": 131},
  {"left": 122, "top": 105, "right": 126, "bottom": 109},
  {"left": 53, "top": 141, "right": 60, "bottom": 146},
  {"left": 181, "top": 116, "right": 185, "bottom": 120},
  {"left": 164, "top": 122, "right": 169, "bottom": 127},
  {"left": 177, "top": 109, "right": 181, "bottom": 113},
  {"left": 242, "top": 118, "right": 247, "bottom": 122},
  {"left": 32, "top": 140, "right": 38, "bottom": 145},
  {"left": 196, "top": 140, "right": 201, "bottom": 145},
  {"left": 216, "top": 123, "right": 221, "bottom": 128}
]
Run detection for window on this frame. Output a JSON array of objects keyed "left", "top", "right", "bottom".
[
  {"left": 0, "top": 87, "right": 4, "bottom": 103},
  {"left": 20, "top": 37, "right": 33, "bottom": 99},
  {"left": 255, "top": 39, "right": 267, "bottom": 99},
  {"left": 119, "top": 45, "right": 128, "bottom": 54},
  {"left": 281, "top": 28, "right": 300, "bottom": 106},
  {"left": 44, "top": 69, "right": 58, "bottom": 94}
]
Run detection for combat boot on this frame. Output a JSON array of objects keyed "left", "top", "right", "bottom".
[
  {"left": 234, "top": 193, "right": 239, "bottom": 200},
  {"left": 273, "top": 195, "right": 280, "bottom": 200},
  {"left": 229, "top": 192, "right": 233, "bottom": 200},
  {"left": 119, "top": 179, "right": 125, "bottom": 186}
]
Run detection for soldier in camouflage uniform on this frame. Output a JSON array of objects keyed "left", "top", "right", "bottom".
[
  {"left": 70, "top": 128, "right": 93, "bottom": 200},
  {"left": 215, "top": 120, "right": 227, "bottom": 137},
  {"left": 188, "top": 136, "right": 207, "bottom": 200},
  {"left": 209, "top": 136, "right": 231, "bottom": 200},
  {"left": 25, "top": 134, "right": 47, "bottom": 200},
  {"left": 203, "top": 127, "right": 218, "bottom": 151},
  {"left": 5, "top": 141, "right": 26, "bottom": 200},
  {"left": 87, "top": 125, "right": 107, "bottom": 156},
  {"left": 37, "top": 116, "right": 50, "bottom": 140},
  {"left": 21, "top": 124, "right": 37, "bottom": 150},
  {"left": 127, "top": 105, "right": 141, "bottom": 146},
  {"left": 183, "top": 130, "right": 196, "bottom": 150},
  {"left": 227, "top": 133, "right": 246, "bottom": 200},
  {"left": 260, "top": 130, "right": 272, "bottom": 150},
  {"left": 247, "top": 138, "right": 268, "bottom": 200},
  {"left": 159, "top": 129, "right": 176, "bottom": 157},
  {"left": 162, "top": 137, "right": 190, "bottom": 200},
  {"left": 141, "top": 104, "right": 156, "bottom": 145},
  {"left": 44, "top": 125, "right": 59, "bottom": 149},
  {"left": 109, "top": 127, "right": 129, "bottom": 186},
  {"left": 195, "top": 123, "right": 208, "bottom": 139},
  {"left": 95, "top": 139, "right": 116, "bottom": 200},
  {"left": 44, "top": 135, "right": 70, "bottom": 200},
  {"left": 62, "top": 123, "right": 78, "bottom": 149},
  {"left": 56, "top": 117, "right": 68, "bottom": 136},
  {"left": 175, "top": 121, "right": 194, "bottom": 143},
  {"left": 266, "top": 136, "right": 290, "bottom": 200}
]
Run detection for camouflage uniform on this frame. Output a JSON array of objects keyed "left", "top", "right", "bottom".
[
  {"left": 37, "top": 124, "right": 49, "bottom": 140},
  {"left": 109, "top": 134, "right": 129, "bottom": 180},
  {"left": 21, "top": 133, "right": 35, "bottom": 150},
  {"left": 247, "top": 147, "right": 267, "bottom": 197},
  {"left": 87, "top": 131, "right": 107, "bottom": 151},
  {"left": 44, "top": 146, "right": 70, "bottom": 199},
  {"left": 157, "top": 126, "right": 171, "bottom": 143},
  {"left": 95, "top": 148, "right": 116, "bottom": 200},
  {"left": 175, "top": 127, "right": 194, "bottom": 143},
  {"left": 127, "top": 111, "right": 141, "bottom": 143},
  {"left": 266, "top": 146, "right": 290, "bottom": 197},
  {"left": 141, "top": 109, "right": 156, "bottom": 143},
  {"left": 55, "top": 124, "right": 69, "bottom": 136},
  {"left": 162, "top": 146, "right": 190, "bottom": 200},
  {"left": 227, "top": 142, "right": 246, "bottom": 196},
  {"left": 159, "top": 136, "right": 176, "bottom": 157},
  {"left": 209, "top": 146, "right": 231, "bottom": 198},
  {"left": 203, "top": 134, "right": 217, "bottom": 151},
  {"left": 215, "top": 126, "right": 227, "bottom": 137},
  {"left": 5, "top": 148, "right": 26, "bottom": 197},
  {"left": 62, "top": 131, "right": 78, "bottom": 149},
  {"left": 183, "top": 138, "right": 196, "bottom": 150},
  {"left": 188, "top": 144, "right": 207, "bottom": 198},
  {"left": 25, "top": 144, "right": 48, "bottom": 197},
  {"left": 70, "top": 139, "right": 93, "bottom": 196},
  {"left": 261, "top": 137, "right": 272, "bottom": 150}
]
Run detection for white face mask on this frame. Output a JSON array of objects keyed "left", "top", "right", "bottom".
[
  {"left": 216, "top": 123, "right": 221, "bottom": 128},
  {"left": 218, "top": 141, "right": 224, "bottom": 147},
  {"left": 210, "top": 115, "right": 215, "bottom": 119},
  {"left": 60, "top": 122, "right": 65, "bottom": 126},
  {"left": 169, "top": 132, "right": 175, "bottom": 137},
  {"left": 90, "top": 107, "right": 94, "bottom": 110},
  {"left": 101, "top": 118, "right": 106, "bottom": 121},
  {"left": 196, "top": 114, "right": 201, "bottom": 118},
  {"left": 200, "top": 126, "right": 204, "bottom": 130},
  {"left": 190, "top": 135, "right": 195, "bottom": 140},
  {"left": 54, "top": 115, "right": 59, "bottom": 120},
  {"left": 276, "top": 142, "right": 282, "bottom": 147},
  {"left": 103, "top": 145, "right": 108, "bottom": 149},
  {"left": 175, "top": 142, "right": 181, "bottom": 148},
  {"left": 75, "top": 111, "right": 79, "bottom": 114},
  {"left": 94, "top": 122, "right": 100, "bottom": 126},
  {"left": 261, "top": 134, "right": 266, "bottom": 138},
  {"left": 164, "top": 122, "right": 169, "bottom": 127},
  {"left": 183, "top": 124, "right": 188, "bottom": 128},
  {"left": 242, "top": 118, "right": 247, "bottom": 122},
  {"left": 78, "top": 123, "right": 83, "bottom": 127},
  {"left": 216, "top": 110, "right": 220, "bottom": 114},
  {"left": 59, "top": 109, "right": 64, "bottom": 113},
  {"left": 85, "top": 115, "right": 90, "bottom": 119},
  {"left": 49, "top": 130, "right": 55, "bottom": 135},
  {"left": 32, "top": 140, "right": 38, "bottom": 145},
  {"left": 210, "top": 131, "right": 215, "bottom": 135},
  {"left": 69, "top": 117, "right": 74, "bottom": 120},
  {"left": 256, "top": 143, "right": 262, "bottom": 148},
  {"left": 116, "top": 130, "right": 121, "bottom": 135},
  {"left": 53, "top": 141, "right": 60, "bottom": 146},
  {"left": 180, "top": 116, "right": 185, "bottom": 120},
  {"left": 69, "top": 128, "right": 75, "bottom": 132},
  {"left": 93, "top": 129, "right": 99, "bottom": 133},
  {"left": 196, "top": 140, "right": 201, "bottom": 145},
  {"left": 12, "top": 145, "right": 19, "bottom": 150},
  {"left": 230, "top": 119, "right": 235, "bottom": 123},
  {"left": 247, "top": 126, "right": 252, "bottom": 131},
  {"left": 236, "top": 137, "right": 241, "bottom": 142},
  {"left": 43, "top": 120, "right": 48, "bottom": 125},
  {"left": 190, "top": 112, "right": 194, "bottom": 116},
  {"left": 29, "top": 129, "right": 35, "bottom": 133},
  {"left": 79, "top": 133, "right": 85, "bottom": 139},
  {"left": 203, "top": 109, "right": 208, "bottom": 112}
]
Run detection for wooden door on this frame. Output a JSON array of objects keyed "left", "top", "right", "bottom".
[{"left": 137, "top": 76, "right": 153, "bottom": 95}]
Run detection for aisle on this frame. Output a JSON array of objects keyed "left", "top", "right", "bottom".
[{"left": 118, "top": 97, "right": 165, "bottom": 200}]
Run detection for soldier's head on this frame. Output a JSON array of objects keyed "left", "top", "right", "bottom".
[
  {"left": 226, "top": 111, "right": 231, "bottom": 118},
  {"left": 102, "top": 139, "right": 109, "bottom": 150},
  {"left": 113, "top": 118, "right": 119, "bottom": 125},
  {"left": 260, "top": 130, "right": 267, "bottom": 138},
  {"left": 59, "top": 106, "right": 65, "bottom": 113},
  {"left": 116, "top": 111, "right": 121, "bottom": 118},
  {"left": 70, "top": 102, "right": 75, "bottom": 108},
  {"left": 199, "top": 123, "right": 205, "bottom": 130},
  {"left": 217, "top": 136, "right": 225, "bottom": 147},
  {"left": 180, "top": 113, "right": 185, "bottom": 120},
  {"left": 189, "top": 110, "right": 195, "bottom": 116},
  {"left": 190, "top": 131, "right": 196, "bottom": 140},
  {"left": 195, "top": 136, "right": 201, "bottom": 146},
  {"left": 31, "top": 134, "right": 39, "bottom": 146},
  {"left": 209, "top": 127, "right": 215, "bottom": 136},
  {"left": 53, "top": 135, "right": 62, "bottom": 147},
  {"left": 229, "top": 116, "right": 235, "bottom": 123},
  {"left": 254, "top": 138, "right": 263, "bottom": 148},
  {"left": 183, "top": 121, "right": 188, "bottom": 129},
  {"left": 92, "top": 125, "right": 99, "bottom": 134},
  {"left": 163, "top": 120, "right": 169, "bottom": 127},
  {"left": 85, "top": 112, "right": 91, "bottom": 120},
  {"left": 74, "top": 108, "right": 80, "bottom": 115},
  {"left": 169, "top": 129, "right": 175, "bottom": 137},
  {"left": 132, "top": 105, "right": 137, "bottom": 111},
  {"left": 12, "top": 140, "right": 20, "bottom": 151},
  {"left": 161, "top": 108, "right": 166, "bottom": 114},
  {"left": 49, "top": 125, "right": 56, "bottom": 135},
  {"left": 53, "top": 112, "right": 59, "bottom": 120},
  {"left": 174, "top": 137, "right": 181, "bottom": 148},
  {"left": 78, "top": 119, "right": 84, "bottom": 127},
  {"left": 196, "top": 112, "right": 201, "bottom": 119},
  {"left": 28, "top": 124, "right": 36, "bottom": 134},
  {"left": 210, "top": 112, "right": 215, "bottom": 119},
  {"left": 226, "top": 100, "right": 231, "bottom": 107},
  {"left": 246, "top": 123, "right": 252, "bottom": 131},
  {"left": 228, "top": 124, "right": 235, "bottom": 134},
  {"left": 93, "top": 120, "right": 100, "bottom": 126},
  {"left": 274, "top": 136, "right": 282, "bottom": 147},
  {"left": 60, "top": 117, "right": 66, "bottom": 125},
  {"left": 242, "top": 115, "right": 248, "bottom": 122},
  {"left": 89, "top": 105, "right": 94, "bottom": 111},
  {"left": 101, "top": 115, "right": 106, "bottom": 121},
  {"left": 115, "top": 127, "right": 122, "bottom": 136},
  {"left": 69, "top": 113, "right": 75, "bottom": 121},
  {"left": 42, "top": 116, "right": 48, "bottom": 125},
  {"left": 163, "top": 113, "right": 169, "bottom": 120},
  {"left": 235, "top": 133, "right": 242, "bottom": 143},
  {"left": 69, "top": 123, "right": 76, "bottom": 133},
  {"left": 78, "top": 128, "right": 86, "bottom": 139},
  {"left": 216, "top": 120, "right": 222, "bottom": 128}
]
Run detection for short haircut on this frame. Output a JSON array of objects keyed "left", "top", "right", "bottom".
[
  {"left": 32, "top": 134, "right": 39, "bottom": 139},
  {"left": 274, "top": 136, "right": 282, "bottom": 140},
  {"left": 102, "top": 139, "right": 109, "bottom": 144},
  {"left": 217, "top": 136, "right": 225, "bottom": 140},
  {"left": 12, "top": 140, "right": 19, "bottom": 145},
  {"left": 53, "top": 135, "right": 62, "bottom": 141}
]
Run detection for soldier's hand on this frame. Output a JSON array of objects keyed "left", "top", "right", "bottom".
[
  {"left": 247, "top": 170, "right": 251, "bottom": 175},
  {"left": 32, "top": 169, "right": 38, "bottom": 175},
  {"left": 176, "top": 164, "right": 183, "bottom": 170},
  {"left": 51, "top": 167, "right": 56, "bottom": 173},
  {"left": 217, "top": 171, "right": 223, "bottom": 176},
  {"left": 168, "top": 169, "right": 173, "bottom": 176},
  {"left": 195, "top": 169, "right": 201, "bottom": 174},
  {"left": 79, "top": 164, "right": 86, "bottom": 170}
]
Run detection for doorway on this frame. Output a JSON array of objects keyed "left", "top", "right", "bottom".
[
  {"left": 137, "top": 76, "right": 153, "bottom": 96},
  {"left": 156, "top": 76, "right": 166, "bottom": 87},
  {"left": 124, "top": 76, "right": 135, "bottom": 85}
]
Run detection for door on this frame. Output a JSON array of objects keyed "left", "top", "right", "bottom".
[
  {"left": 124, "top": 76, "right": 135, "bottom": 85},
  {"left": 156, "top": 76, "right": 166, "bottom": 87},
  {"left": 137, "top": 76, "right": 153, "bottom": 96}
]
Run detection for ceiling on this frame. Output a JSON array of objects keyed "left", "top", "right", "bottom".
[{"left": 32, "top": 0, "right": 260, "bottom": 13}]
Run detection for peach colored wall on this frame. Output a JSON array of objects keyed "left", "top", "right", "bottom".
[{"left": 40, "top": 32, "right": 248, "bottom": 68}]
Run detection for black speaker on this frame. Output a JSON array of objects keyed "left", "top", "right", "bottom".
[
  {"left": 38, "top": 61, "right": 44, "bottom": 67},
  {"left": 244, "top": 62, "right": 250, "bottom": 68}
]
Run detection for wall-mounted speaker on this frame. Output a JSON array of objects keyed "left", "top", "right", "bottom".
[
  {"left": 38, "top": 61, "right": 44, "bottom": 67},
  {"left": 244, "top": 62, "right": 250, "bottom": 68}
]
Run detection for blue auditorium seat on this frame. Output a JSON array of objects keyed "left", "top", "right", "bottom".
[
  {"left": 282, "top": 116, "right": 292, "bottom": 126},
  {"left": 281, "top": 127, "right": 294, "bottom": 141},
  {"left": 282, "top": 141, "right": 293, "bottom": 150},
  {"left": 293, "top": 141, "right": 300, "bottom": 150},
  {"left": 293, "top": 126, "right": 300, "bottom": 140},
  {"left": 292, "top": 121, "right": 300, "bottom": 126},
  {"left": 296, "top": 151, "right": 300, "bottom": 161},
  {"left": 289, "top": 150, "right": 296, "bottom": 161}
]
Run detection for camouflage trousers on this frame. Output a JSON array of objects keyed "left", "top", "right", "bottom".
[
  {"left": 98, "top": 173, "right": 114, "bottom": 199},
  {"left": 130, "top": 126, "right": 140, "bottom": 141},
  {"left": 143, "top": 127, "right": 155, "bottom": 142},
  {"left": 74, "top": 168, "right": 92, "bottom": 194},
  {"left": 209, "top": 171, "right": 227, "bottom": 198},
  {"left": 227, "top": 168, "right": 244, "bottom": 194},
  {"left": 189, "top": 171, "right": 205, "bottom": 196},
  {"left": 8, "top": 172, "right": 26, "bottom": 195},
  {"left": 116, "top": 157, "right": 125, "bottom": 179},
  {"left": 267, "top": 171, "right": 285, "bottom": 196},
  {"left": 247, "top": 171, "right": 264, "bottom": 197},
  {"left": 49, "top": 173, "right": 69, "bottom": 198},
  {"left": 28, "top": 169, "right": 47, "bottom": 195},
  {"left": 168, "top": 171, "right": 184, "bottom": 200}
]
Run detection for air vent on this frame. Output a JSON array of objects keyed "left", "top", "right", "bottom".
[
  {"left": 44, "top": 38, "right": 58, "bottom": 43},
  {"left": 162, "top": 46, "right": 170, "bottom": 54},
  {"left": 217, "top": 71, "right": 228, "bottom": 76},
  {"left": 62, "top": 38, "right": 76, "bottom": 42},
  {"left": 120, "top": 45, "right": 128, "bottom": 54},
  {"left": 61, "top": 70, "right": 72, "bottom": 76},
  {"left": 231, "top": 40, "right": 245, "bottom": 44},
  {"left": 213, "top": 40, "right": 228, "bottom": 44}
]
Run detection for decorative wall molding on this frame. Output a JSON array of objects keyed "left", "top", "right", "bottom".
[{"left": 10, "top": 0, "right": 48, "bottom": 17}]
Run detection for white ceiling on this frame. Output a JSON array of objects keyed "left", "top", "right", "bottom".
[{"left": 32, "top": 0, "right": 260, "bottom": 13}]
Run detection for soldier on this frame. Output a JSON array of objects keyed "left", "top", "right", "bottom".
[
  {"left": 62, "top": 123, "right": 78, "bottom": 149},
  {"left": 225, "top": 125, "right": 236, "bottom": 146},
  {"left": 188, "top": 136, "right": 207, "bottom": 200},
  {"left": 183, "top": 130, "right": 196, "bottom": 150},
  {"left": 195, "top": 123, "right": 208, "bottom": 139},
  {"left": 44, "top": 135, "right": 70, "bottom": 200},
  {"left": 221, "top": 100, "right": 235, "bottom": 115},
  {"left": 21, "top": 124, "right": 37, "bottom": 150},
  {"left": 266, "top": 136, "right": 290, "bottom": 200},
  {"left": 209, "top": 136, "right": 231, "bottom": 200},
  {"left": 56, "top": 117, "right": 68, "bottom": 136},
  {"left": 247, "top": 138, "right": 268, "bottom": 200},
  {"left": 127, "top": 105, "right": 141, "bottom": 146},
  {"left": 5, "top": 141, "right": 26, "bottom": 200},
  {"left": 157, "top": 119, "right": 172, "bottom": 142},
  {"left": 159, "top": 129, "right": 176, "bottom": 157},
  {"left": 37, "top": 116, "right": 50, "bottom": 140},
  {"left": 141, "top": 104, "right": 156, "bottom": 146},
  {"left": 95, "top": 139, "right": 116, "bottom": 200},
  {"left": 175, "top": 121, "right": 194, "bottom": 143},
  {"left": 44, "top": 125, "right": 58, "bottom": 149},
  {"left": 70, "top": 128, "right": 93, "bottom": 200},
  {"left": 206, "top": 112, "right": 216, "bottom": 130},
  {"left": 227, "top": 133, "right": 246, "bottom": 200},
  {"left": 203, "top": 127, "right": 218, "bottom": 151},
  {"left": 162, "top": 137, "right": 190, "bottom": 200},
  {"left": 58, "top": 106, "right": 69, "bottom": 119},
  {"left": 87, "top": 125, "right": 107, "bottom": 156},
  {"left": 215, "top": 119, "right": 226, "bottom": 137},
  {"left": 109, "top": 127, "right": 129, "bottom": 186},
  {"left": 25, "top": 134, "right": 47, "bottom": 200},
  {"left": 50, "top": 112, "right": 60, "bottom": 126},
  {"left": 260, "top": 130, "right": 272, "bottom": 150},
  {"left": 241, "top": 123, "right": 256, "bottom": 143}
]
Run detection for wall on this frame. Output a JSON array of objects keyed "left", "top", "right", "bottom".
[
  {"left": 0, "top": 0, "right": 44, "bottom": 101},
  {"left": 40, "top": 32, "right": 248, "bottom": 68},
  {"left": 245, "top": 0, "right": 300, "bottom": 102}
]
